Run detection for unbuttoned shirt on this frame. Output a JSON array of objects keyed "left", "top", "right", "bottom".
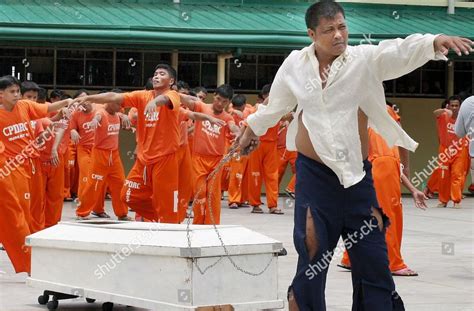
[
  {"left": 247, "top": 34, "right": 447, "bottom": 188},
  {"left": 455, "top": 96, "right": 474, "bottom": 157}
]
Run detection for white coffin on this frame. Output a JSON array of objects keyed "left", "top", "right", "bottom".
[{"left": 26, "top": 221, "right": 285, "bottom": 310}]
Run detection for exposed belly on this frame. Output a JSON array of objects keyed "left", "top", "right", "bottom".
[{"left": 295, "top": 110, "right": 369, "bottom": 163}]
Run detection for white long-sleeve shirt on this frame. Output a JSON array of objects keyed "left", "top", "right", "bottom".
[
  {"left": 455, "top": 96, "right": 474, "bottom": 157},
  {"left": 247, "top": 34, "right": 447, "bottom": 188}
]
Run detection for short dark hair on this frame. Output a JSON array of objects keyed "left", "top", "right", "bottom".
[
  {"left": 305, "top": 0, "right": 345, "bottom": 30},
  {"left": 50, "top": 89, "right": 63, "bottom": 99},
  {"left": 73, "top": 89, "right": 89, "bottom": 99},
  {"left": 215, "top": 84, "right": 234, "bottom": 100},
  {"left": 21, "top": 81, "right": 40, "bottom": 95},
  {"left": 154, "top": 64, "right": 177, "bottom": 81},
  {"left": 194, "top": 86, "right": 208, "bottom": 95},
  {"left": 177, "top": 80, "right": 190, "bottom": 91},
  {"left": 111, "top": 88, "right": 123, "bottom": 93},
  {"left": 0, "top": 75, "right": 21, "bottom": 90},
  {"left": 261, "top": 84, "right": 272, "bottom": 97},
  {"left": 440, "top": 99, "right": 449, "bottom": 109},
  {"left": 232, "top": 94, "right": 247, "bottom": 107},
  {"left": 145, "top": 78, "right": 153, "bottom": 90},
  {"left": 37, "top": 88, "right": 48, "bottom": 102},
  {"left": 448, "top": 95, "right": 462, "bottom": 104},
  {"left": 61, "top": 94, "right": 72, "bottom": 100}
]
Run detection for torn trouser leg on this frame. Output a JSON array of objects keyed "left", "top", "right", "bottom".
[{"left": 290, "top": 153, "right": 404, "bottom": 311}]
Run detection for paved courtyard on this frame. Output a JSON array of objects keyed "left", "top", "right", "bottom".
[{"left": 1, "top": 195, "right": 473, "bottom": 310}]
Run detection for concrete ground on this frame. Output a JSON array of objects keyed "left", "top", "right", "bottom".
[{"left": 1, "top": 195, "right": 473, "bottom": 311}]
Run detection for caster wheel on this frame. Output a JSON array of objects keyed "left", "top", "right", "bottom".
[
  {"left": 86, "top": 298, "right": 96, "bottom": 303},
  {"left": 102, "top": 302, "right": 114, "bottom": 311},
  {"left": 47, "top": 300, "right": 59, "bottom": 310},
  {"left": 38, "top": 294, "right": 49, "bottom": 305}
]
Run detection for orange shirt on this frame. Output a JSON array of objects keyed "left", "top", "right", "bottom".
[
  {"left": 29, "top": 119, "right": 45, "bottom": 159},
  {"left": 70, "top": 108, "right": 97, "bottom": 148},
  {"left": 39, "top": 118, "right": 54, "bottom": 162},
  {"left": 260, "top": 124, "right": 279, "bottom": 142},
  {"left": 230, "top": 106, "right": 253, "bottom": 128},
  {"left": 179, "top": 108, "right": 190, "bottom": 147},
  {"left": 368, "top": 106, "right": 401, "bottom": 161},
  {"left": 122, "top": 89, "right": 181, "bottom": 163},
  {"left": 277, "top": 121, "right": 289, "bottom": 149},
  {"left": 94, "top": 109, "right": 121, "bottom": 151},
  {"left": 436, "top": 112, "right": 458, "bottom": 148},
  {"left": 0, "top": 100, "right": 48, "bottom": 159},
  {"left": 193, "top": 102, "right": 234, "bottom": 157}
]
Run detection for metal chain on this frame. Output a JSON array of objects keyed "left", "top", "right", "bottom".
[{"left": 186, "top": 142, "right": 275, "bottom": 276}]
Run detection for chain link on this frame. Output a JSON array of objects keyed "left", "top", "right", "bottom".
[{"left": 186, "top": 142, "right": 275, "bottom": 277}]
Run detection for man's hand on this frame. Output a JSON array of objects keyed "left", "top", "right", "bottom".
[
  {"left": 207, "top": 116, "right": 226, "bottom": 127},
  {"left": 119, "top": 114, "right": 132, "bottom": 130},
  {"left": 88, "top": 118, "right": 101, "bottom": 130},
  {"left": 70, "top": 129, "right": 81, "bottom": 144},
  {"left": 411, "top": 190, "right": 428, "bottom": 210},
  {"left": 434, "top": 35, "right": 473, "bottom": 56},
  {"left": 238, "top": 126, "right": 259, "bottom": 155},
  {"left": 50, "top": 148, "right": 60, "bottom": 167},
  {"left": 144, "top": 100, "right": 157, "bottom": 116}
]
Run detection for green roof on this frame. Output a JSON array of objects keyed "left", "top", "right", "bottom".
[{"left": 0, "top": 0, "right": 473, "bottom": 52}]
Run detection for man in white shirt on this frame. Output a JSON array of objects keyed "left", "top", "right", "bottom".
[
  {"left": 455, "top": 96, "right": 474, "bottom": 193},
  {"left": 239, "top": 1, "right": 473, "bottom": 310}
]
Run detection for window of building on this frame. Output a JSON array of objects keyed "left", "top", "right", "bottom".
[
  {"left": 116, "top": 51, "right": 143, "bottom": 88},
  {"left": 56, "top": 49, "right": 85, "bottom": 86},
  {"left": 257, "top": 54, "right": 285, "bottom": 90},
  {"left": 0, "top": 48, "right": 26, "bottom": 80},
  {"left": 229, "top": 54, "right": 257, "bottom": 91},
  {"left": 178, "top": 53, "right": 200, "bottom": 87},
  {"left": 26, "top": 49, "right": 54, "bottom": 85},
  {"left": 85, "top": 51, "right": 113, "bottom": 87},
  {"left": 454, "top": 61, "right": 473, "bottom": 95}
]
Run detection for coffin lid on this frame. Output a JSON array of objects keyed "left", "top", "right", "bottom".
[{"left": 26, "top": 221, "right": 283, "bottom": 258}]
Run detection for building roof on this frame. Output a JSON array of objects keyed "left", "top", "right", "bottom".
[{"left": 0, "top": 0, "right": 473, "bottom": 53}]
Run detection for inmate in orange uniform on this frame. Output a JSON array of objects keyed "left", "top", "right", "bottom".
[
  {"left": 121, "top": 90, "right": 181, "bottom": 223},
  {"left": 176, "top": 108, "right": 194, "bottom": 222},
  {"left": 436, "top": 112, "right": 469, "bottom": 205},
  {"left": 0, "top": 100, "right": 48, "bottom": 231},
  {"left": 28, "top": 119, "right": 46, "bottom": 233},
  {"left": 277, "top": 120, "right": 297, "bottom": 194},
  {"left": 71, "top": 107, "right": 100, "bottom": 209},
  {"left": 40, "top": 118, "right": 69, "bottom": 228},
  {"left": 192, "top": 102, "right": 234, "bottom": 224},
  {"left": 76, "top": 108, "right": 129, "bottom": 219},
  {"left": 248, "top": 120, "right": 280, "bottom": 212},
  {"left": 227, "top": 106, "right": 253, "bottom": 207},
  {"left": 341, "top": 107, "right": 409, "bottom": 273},
  {"left": 0, "top": 141, "right": 31, "bottom": 274}
]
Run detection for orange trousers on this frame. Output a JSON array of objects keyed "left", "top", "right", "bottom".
[
  {"left": 121, "top": 154, "right": 179, "bottom": 223},
  {"left": 77, "top": 148, "right": 128, "bottom": 218},
  {"left": 0, "top": 162, "right": 31, "bottom": 274},
  {"left": 193, "top": 154, "right": 223, "bottom": 225},
  {"left": 342, "top": 156, "right": 406, "bottom": 272},
  {"left": 29, "top": 157, "right": 45, "bottom": 233},
  {"left": 76, "top": 145, "right": 92, "bottom": 203},
  {"left": 248, "top": 141, "right": 279, "bottom": 208},
  {"left": 278, "top": 147, "right": 297, "bottom": 193},
  {"left": 9, "top": 165, "right": 32, "bottom": 231},
  {"left": 439, "top": 145, "right": 469, "bottom": 204},
  {"left": 220, "top": 144, "right": 231, "bottom": 192},
  {"left": 426, "top": 167, "right": 440, "bottom": 193},
  {"left": 68, "top": 144, "right": 79, "bottom": 197},
  {"left": 177, "top": 144, "right": 194, "bottom": 223},
  {"left": 63, "top": 146, "right": 71, "bottom": 198},
  {"left": 42, "top": 154, "right": 65, "bottom": 228},
  {"left": 227, "top": 155, "right": 249, "bottom": 205}
]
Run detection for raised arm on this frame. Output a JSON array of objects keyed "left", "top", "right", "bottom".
[
  {"left": 433, "top": 108, "right": 452, "bottom": 118},
  {"left": 367, "top": 34, "right": 472, "bottom": 82},
  {"left": 47, "top": 98, "right": 73, "bottom": 113},
  {"left": 74, "top": 92, "right": 124, "bottom": 106}
]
